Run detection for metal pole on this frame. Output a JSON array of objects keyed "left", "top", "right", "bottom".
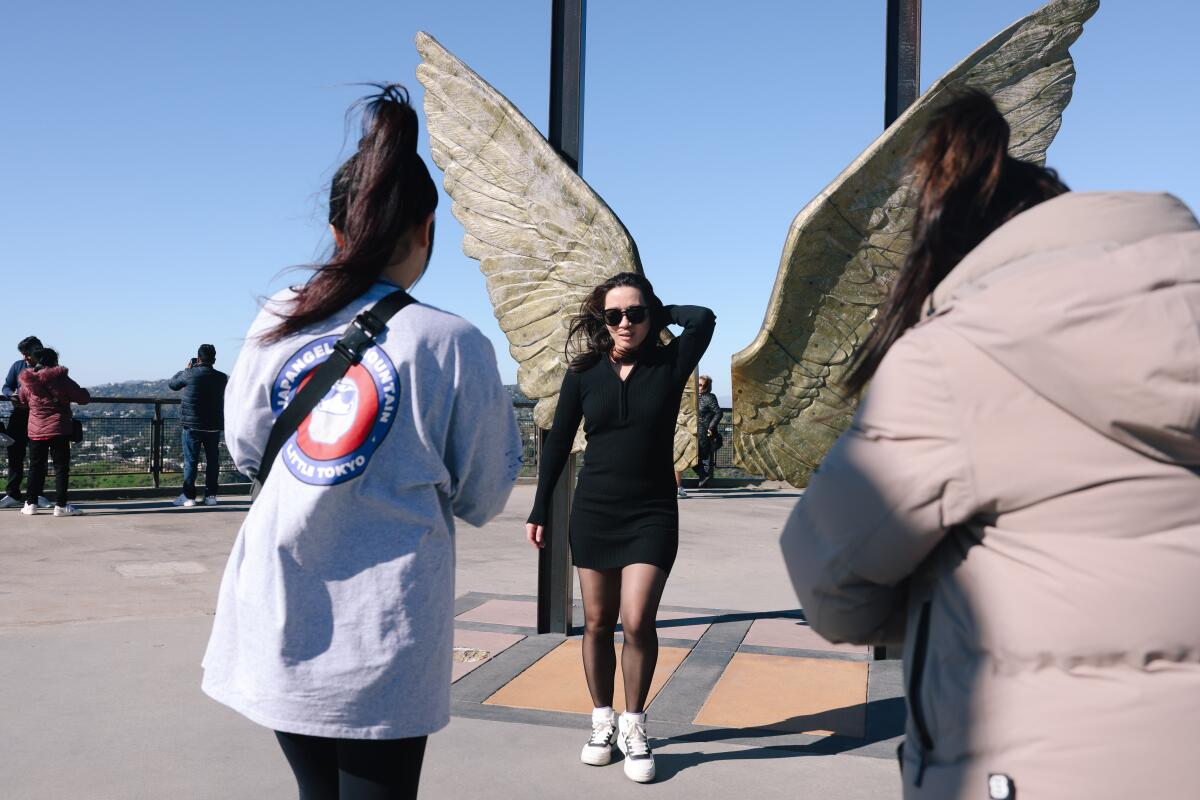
[
  {"left": 538, "top": 0, "right": 586, "bottom": 636},
  {"left": 876, "top": 0, "right": 921, "bottom": 661},
  {"left": 151, "top": 402, "right": 162, "bottom": 489},
  {"left": 885, "top": 0, "right": 922, "bottom": 127},
  {"left": 548, "top": 0, "right": 586, "bottom": 171}
]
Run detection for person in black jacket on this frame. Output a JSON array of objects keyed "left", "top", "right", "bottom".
[
  {"left": 695, "top": 375, "right": 723, "bottom": 487},
  {"left": 168, "top": 344, "right": 229, "bottom": 507},
  {"left": 1, "top": 336, "right": 51, "bottom": 510}
]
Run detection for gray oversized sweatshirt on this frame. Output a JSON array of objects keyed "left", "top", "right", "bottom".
[{"left": 202, "top": 281, "right": 523, "bottom": 739}]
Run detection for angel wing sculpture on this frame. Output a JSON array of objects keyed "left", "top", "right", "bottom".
[
  {"left": 415, "top": 31, "right": 699, "bottom": 469},
  {"left": 731, "top": 0, "right": 1098, "bottom": 485}
]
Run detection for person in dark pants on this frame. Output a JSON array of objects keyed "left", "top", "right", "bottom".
[
  {"left": 168, "top": 344, "right": 228, "bottom": 507},
  {"left": 274, "top": 732, "right": 428, "bottom": 800},
  {"left": 695, "top": 375, "right": 723, "bottom": 487},
  {"left": 1, "top": 336, "right": 51, "bottom": 510},
  {"left": 18, "top": 348, "right": 90, "bottom": 516}
]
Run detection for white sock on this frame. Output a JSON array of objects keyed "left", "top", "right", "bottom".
[
  {"left": 621, "top": 711, "right": 646, "bottom": 725},
  {"left": 592, "top": 706, "right": 615, "bottom": 723}
]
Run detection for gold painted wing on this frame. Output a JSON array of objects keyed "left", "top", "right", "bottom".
[
  {"left": 415, "top": 32, "right": 698, "bottom": 469},
  {"left": 731, "top": 0, "right": 1098, "bottom": 485}
]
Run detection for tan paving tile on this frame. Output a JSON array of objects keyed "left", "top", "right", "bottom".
[
  {"left": 451, "top": 629, "right": 525, "bottom": 683},
  {"left": 484, "top": 639, "right": 689, "bottom": 714},
  {"left": 743, "top": 617, "right": 868, "bottom": 655},
  {"left": 643, "top": 609, "right": 712, "bottom": 641},
  {"left": 455, "top": 599, "right": 537, "bottom": 627},
  {"left": 694, "top": 653, "right": 868, "bottom": 737}
]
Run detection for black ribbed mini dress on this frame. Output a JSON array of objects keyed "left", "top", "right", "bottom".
[{"left": 527, "top": 305, "right": 716, "bottom": 572}]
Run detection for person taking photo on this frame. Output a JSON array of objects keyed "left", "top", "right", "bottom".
[
  {"left": 201, "top": 84, "right": 522, "bottom": 800},
  {"left": 168, "top": 343, "right": 228, "bottom": 507}
]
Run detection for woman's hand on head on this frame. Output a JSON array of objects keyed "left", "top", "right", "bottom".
[{"left": 526, "top": 523, "right": 545, "bottom": 549}]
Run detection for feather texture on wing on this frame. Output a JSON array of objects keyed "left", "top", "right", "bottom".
[
  {"left": 416, "top": 32, "right": 698, "bottom": 468},
  {"left": 731, "top": 0, "right": 1098, "bottom": 485}
]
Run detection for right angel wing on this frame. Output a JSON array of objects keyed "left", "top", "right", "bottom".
[
  {"left": 731, "top": 0, "right": 1098, "bottom": 486},
  {"left": 415, "top": 32, "right": 642, "bottom": 433}
]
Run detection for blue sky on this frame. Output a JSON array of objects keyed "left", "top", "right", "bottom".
[{"left": 3, "top": 1, "right": 1197, "bottom": 404}]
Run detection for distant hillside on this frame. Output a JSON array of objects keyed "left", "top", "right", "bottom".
[
  {"left": 72, "top": 379, "right": 531, "bottom": 418},
  {"left": 79, "top": 379, "right": 182, "bottom": 417}
]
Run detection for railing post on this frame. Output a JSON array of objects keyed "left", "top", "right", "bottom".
[{"left": 151, "top": 402, "right": 163, "bottom": 489}]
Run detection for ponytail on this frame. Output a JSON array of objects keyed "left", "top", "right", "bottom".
[
  {"left": 844, "top": 91, "right": 1068, "bottom": 394},
  {"left": 261, "top": 83, "right": 439, "bottom": 343}
]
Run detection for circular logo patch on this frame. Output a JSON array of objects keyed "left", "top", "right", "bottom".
[{"left": 270, "top": 335, "right": 399, "bottom": 486}]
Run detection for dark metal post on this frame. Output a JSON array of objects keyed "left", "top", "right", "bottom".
[
  {"left": 885, "top": 0, "right": 922, "bottom": 127},
  {"left": 537, "top": 0, "right": 586, "bottom": 635},
  {"left": 548, "top": 0, "right": 586, "bottom": 171},
  {"left": 537, "top": 430, "right": 577, "bottom": 635},
  {"left": 151, "top": 401, "right": 163, "bottom": 488},
  {"left": 876, "top": 0, "right": 921, "bottom": 661}
]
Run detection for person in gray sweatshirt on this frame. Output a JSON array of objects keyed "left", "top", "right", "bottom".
[{"left": 201, "top": 84, "right": 523, "bottom": 800}]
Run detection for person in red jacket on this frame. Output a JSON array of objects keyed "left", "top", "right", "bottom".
[{"left": 18, "top": 348, "right": 90, "bottom": 516}]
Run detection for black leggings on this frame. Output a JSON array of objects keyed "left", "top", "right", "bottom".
[
  {"left": 27, "top": 435, "right": 70, "bottom": 506},
  {"left": 274, "top": 731, "right": 428, "bottom": 800}
]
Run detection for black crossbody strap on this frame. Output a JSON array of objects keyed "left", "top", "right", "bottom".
[{"left": 251, "top": 289, "right": 414, "bottom": 499}]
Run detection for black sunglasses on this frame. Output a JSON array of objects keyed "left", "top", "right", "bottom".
[{"left": 602, "top": 305, "right": 648, "bottom": 326}]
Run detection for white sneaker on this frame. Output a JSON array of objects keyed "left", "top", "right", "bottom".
[
  {"left": 580, "top": 709, "right": 617, "bottom": 766},
  {"left": 676, "top": 487, "right": 688, "bottom": 498},
  {"left": 53, "top": 504, "right": 83, "bottom": 517},
  {"left": 617, "top": 714, "right": 655, "bottom": 783},
  {"left": 0, "top": 495, "right": 21, "bottom": 509},
  {"left": 36, "top": 496, "right": 52, "bottom": 509},
  {"left": 21, "top": 502, "right": 37, "bottom": 516},
  {"left": 173, "top": 494, "right": 196, "bottom": 508},
  {"left": 202, "top": 496, "right": 218, "bottom": 506}
]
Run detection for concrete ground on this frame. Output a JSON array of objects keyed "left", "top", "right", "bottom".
[{"left": 0, "top": 484, "right": 903, "bottom": 799}]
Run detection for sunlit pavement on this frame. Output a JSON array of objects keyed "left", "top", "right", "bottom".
[{"left": 0, "top": 484, "right": 902, "bottom": 799}]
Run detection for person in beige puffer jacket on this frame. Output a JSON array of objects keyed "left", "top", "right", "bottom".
[{"left": 781, "top": 92, "right": 1200, "bottom": 800}]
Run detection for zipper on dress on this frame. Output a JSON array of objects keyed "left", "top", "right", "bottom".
[{"left": 616, "top": 362, "right": 634, "bottom": 421}]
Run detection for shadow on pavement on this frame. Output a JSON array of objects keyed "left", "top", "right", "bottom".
[
  {"left": 78, "top": 500, "right": 252, "bottom": 516},
  {"left": 651, "top": 697, "right": 906, "bottom": 782},
  {"left": 684, "top": 490, "right": 804, "bottom": 500},
  {"left": 609, "top": 608, "right": 804, "bottom": 636}
]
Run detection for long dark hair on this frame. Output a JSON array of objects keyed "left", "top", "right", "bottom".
[
  {"left": 261, "top": 84, "right": 439, "bottom": 343},
  {"left": 844, "top": 91, "right": 1068, "bottom": 394},
  {"left": 566, "top": 272, "right": 665, "bottom": 372}
]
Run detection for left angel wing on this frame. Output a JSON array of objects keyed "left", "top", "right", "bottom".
[{"left": 416, "top": 32, "right": 698, "bottom": 470}]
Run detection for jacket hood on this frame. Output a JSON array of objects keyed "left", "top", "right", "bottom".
[
  {"left": 926, "top": 191, "right": 1200, "bottom": 464},
  {"left": 21, "top": 365, "right": 68, "bottom": 390}
]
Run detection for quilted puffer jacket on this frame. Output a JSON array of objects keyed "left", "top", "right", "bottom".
[{"left": 781, "top": 192, "right": 1200, "bottom": 800}]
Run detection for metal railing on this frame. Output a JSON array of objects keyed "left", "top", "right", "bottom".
[
  {"left": 1, "top": 396, "right": 244, "bottom": 490},
  {"left": 1, "top": 396, "right": 743, "bottom": 489}
]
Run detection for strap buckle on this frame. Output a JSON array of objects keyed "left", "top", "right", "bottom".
[
  {"left": 353, "top": 310, "right": 386, "bottom": 338},
  {"left": 332, "top": 340, "right": 364, "bottom": 366}
]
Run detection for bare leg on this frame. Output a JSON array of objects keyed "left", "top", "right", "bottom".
[
  {"left": 619, "top": 563, "right": 669, "bottom": 713},
  {"left": 577, "top": 567, "right": 622, "bottom": 708}
]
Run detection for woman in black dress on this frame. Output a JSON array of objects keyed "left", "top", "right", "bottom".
[{"left": 526, "top": 272, "right": 714, "bottom": 784}]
